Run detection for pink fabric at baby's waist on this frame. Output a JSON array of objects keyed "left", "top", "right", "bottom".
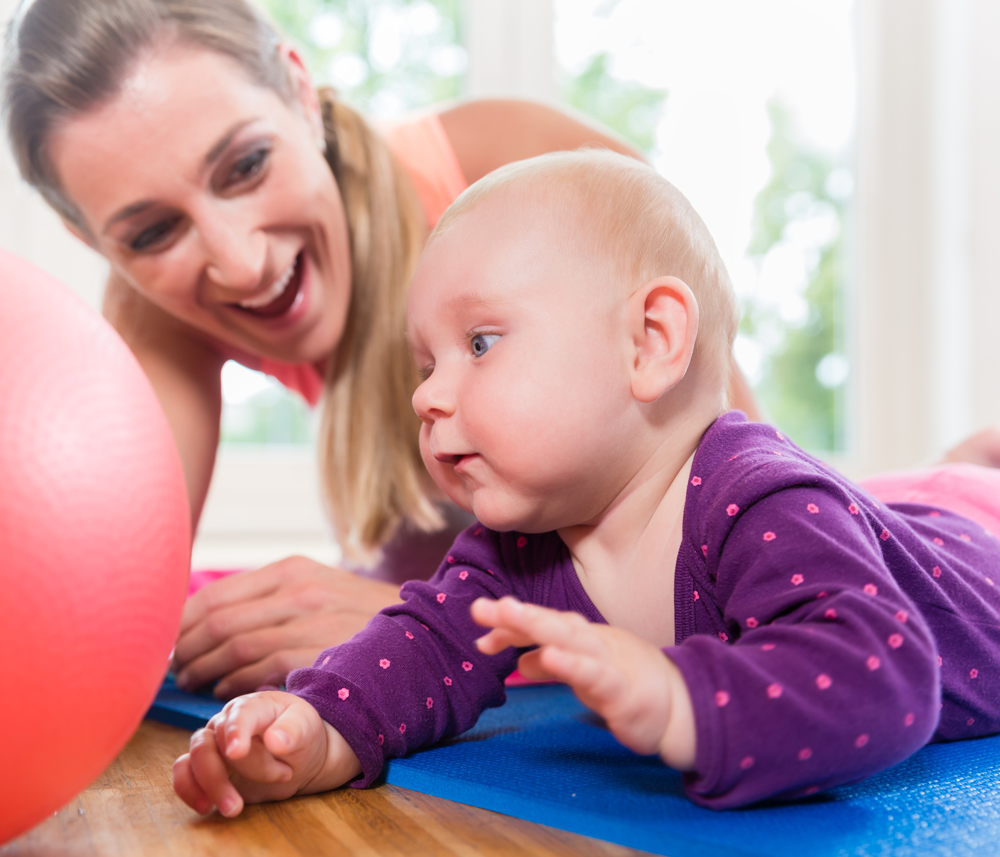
[{"left": 859, "top": 463, "right": 1000, "bottom": 538}]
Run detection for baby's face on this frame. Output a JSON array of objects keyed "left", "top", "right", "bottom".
[{"left": 408, "top": 198, "right": 641, "bottom": 533}]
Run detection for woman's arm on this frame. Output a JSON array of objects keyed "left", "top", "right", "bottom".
[
  {"left": 438, "top": 98, "right": 645, "bottom": 185},
  {"left": 103, "top": 272, "right": 224, "bottom": 532}
]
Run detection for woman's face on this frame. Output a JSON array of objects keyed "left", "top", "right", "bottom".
[{"left": 48, "top": 41, "right": 352, "bottom": 365}]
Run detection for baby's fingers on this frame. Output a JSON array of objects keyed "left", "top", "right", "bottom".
[
  {"left": 187, "top": 726, "right": 245, "bottom": 817},
  {"left": 172, "top": 753, "right": 212, "bottom": 815},
  {"left": 474, "top": 597, "right": 604, "bottom": 654}
]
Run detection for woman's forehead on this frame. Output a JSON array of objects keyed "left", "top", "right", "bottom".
[{"left": 46, "top": 44, "right": 288, "bottom": 229}]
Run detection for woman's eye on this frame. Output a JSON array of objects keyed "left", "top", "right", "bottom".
[
  {"left": 229, "top": 148, "right": 269, "bottom": 184},
  {"left": 129, "top": 217, "right": 181, "bottom": 252},
  {"left": 470, "top": 333, "right": 500, "bottom": 357}
]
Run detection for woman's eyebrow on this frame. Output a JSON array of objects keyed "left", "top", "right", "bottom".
[{"left": 102, "top": 119, "right": 256, "bottom": 234}]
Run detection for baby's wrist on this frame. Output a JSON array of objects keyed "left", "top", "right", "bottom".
[
  {"left": 303, "top": 721, "right": 363, "bottom": 794},
  {"left": 657, "top": 656, "right": 697, "bottom": 771}
]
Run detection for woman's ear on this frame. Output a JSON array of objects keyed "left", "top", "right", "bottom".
[
  {"left": 280, "top": 43, "right": 325, "bottom": 147},
  {"left": 628, "top": 276, "right": 699, "bottom": 403}
]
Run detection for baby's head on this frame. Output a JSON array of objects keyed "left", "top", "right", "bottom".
[{"left": 408, "top": 150, "right": 738, "bottom": 533}]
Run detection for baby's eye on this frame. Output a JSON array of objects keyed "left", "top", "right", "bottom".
[{"left": 470, "top": 333, "right": 500, "bottom": 357}]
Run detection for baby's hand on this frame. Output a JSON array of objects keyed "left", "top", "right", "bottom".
[
  {"left": 172, "top": 690, "right": 362, "bottom": 817},
  {"left": 473, "top": 597, "right": 696, "bottom": 770}
]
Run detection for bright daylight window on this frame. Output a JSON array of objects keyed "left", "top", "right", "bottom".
[{"left": 230, "top": 0, "right": 856, "bottom": 456}]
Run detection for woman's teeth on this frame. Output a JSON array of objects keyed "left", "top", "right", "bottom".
[{"left": 238, "top": 258, "right": 297, "bottom": 309}]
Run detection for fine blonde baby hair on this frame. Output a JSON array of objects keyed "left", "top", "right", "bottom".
[{"left": 432, "top": 149, "right": 739, "bottom": 397}]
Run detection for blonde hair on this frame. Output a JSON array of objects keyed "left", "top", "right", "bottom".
[
  {"left": 3, "top": 0, "right": 441, "bottom": 559},
  {"left": 433, "top": 150, "right": 739, "bottom": 393}
]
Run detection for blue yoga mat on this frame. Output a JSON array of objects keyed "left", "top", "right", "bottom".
[{"left": 147, "top": 678, "right": 1000, "bottom": 856}]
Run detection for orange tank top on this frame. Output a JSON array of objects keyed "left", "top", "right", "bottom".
[{"left": 252, "top": 113, "right": 468, "bottom": 405}]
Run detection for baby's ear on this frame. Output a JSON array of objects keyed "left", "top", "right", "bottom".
[{"left": 628, "top": 276, "right": 699, "bottom": 403}]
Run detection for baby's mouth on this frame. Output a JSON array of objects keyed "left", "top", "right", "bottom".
[{"left": 233, "top": 253, "right": 303, "bottom": 319}]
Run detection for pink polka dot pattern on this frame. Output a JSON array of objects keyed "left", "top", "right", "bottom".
[
  {"left": 798, "top": 747, "right": 813, "bottom": 761},
  {"left": 968, "top": 717, "right": 976, "bottom": 726},
  {"left": 693, "top": 590, "right": 700, "bottom": 601},
  {"left": 960, "top": 534, "right": 972, "bottom": 542},
  {"left": 863, "top": 583, "right": 878, "bottom": 596},
  {"left": 462, "top": 661, "right": 473, "bottom": 671},
  {"left": 987, "top": 578, "right": 995, "bottom": 587},
  {"left": 727, "top": 504, "right": 740, "bottom": 516},
  {"left": 436, "top": 592, "right": 447, "bottom": 603},
  {"left": 970, "top": 668, "right": 979, "bottom": 679},
  {"left": 805, "top": 786, "right": 820, "bottom": 795},
  {"left": 458, "top": 570, "right": 469, "bottom": 580},
  {"left": 762, "top": 643, "right": 776, "bottom": 651},
  {"left": 933, "top": 537, "right": 945, "bottom": 546},
  {"left": 895, "top": 610, "right": 908, "bottom": 623},
  {"left": 322, "top": 656, "right": 331, "bottom": 667},
  {"left": 378, "top": 734, "right": 384, "bottom": 745},
  {"left": 338, "top": 687, "right": 349, "bottom": 700},
  {"left": 888, "top": 633, "right": 904, "bottom": 649},
  {"left": 701, "top": 544, "right": 708, "bottom": 557},
  {"left": 938, "top": 656, "right": 944, "bottom": 666},
  {"left": 929, "top": 510, "right": 941, "bottom": 517},
  {"left": 816, "top": 673, "right": 832, "bottom": 690},
  {"left": 691, "top": 476, "right": 702, "bottom": 486},
  {"left": 932, "top": 566, "right": 942, "bottom": 578},
  {"left": 405, "top": 631, "right": 414, "bottom": 639},
  {"left": 767, "top": 683, "right": 783, "bottom": 699},
  {"left": 855, "top": 734, "right": 869, "bottom": 748},
  {"left": 746, "top": 616, "right": 759, "bottom": 628},
  {"left": 904, "top": 712, "right": 915, "bottom": 727},
  {"left": 824, "top": 608, "right": 837, "bottom": 619},
  {"left": 443, "top": 676, "right": 453, "bottom": 685},
  {"left": 740, "top": 756, "right": 755, "bottom": 770},
  {"left": 426, "top": 697, "right": 434, "bottom": 709},
  {"left": 867, "top": 655, "right": 881, "bottom": 671},
  {"left": 447, "top": 555, "right": 456, "bottom": 564},
  {"left": 516, "top": 536, "right": 528, "bottom": 547},
  {"left": 848, "top": 503, "right": 859, "bottom": 515},
  {"left": 791, "top": 573, "right": 804, "bottom": 585},
  {"left": 763, "top": 531, "right": 777, "bottom": 542},
  {"left": 719, "top": 631, "right": 729, "bottom": 642},
  {"left": 474, "top": 527, "right": 483, "bottom": 535},
  {"left": 715, "top": 690, "right": 730, "bottom": 707},
  {"left": 380, "top": 658, "right": 391, "bottom": 669},
  {"left": 807, "top": 503, "right": 819, "bottom": 514},
  {"left": 399, "top": 723, "right": 406, "bottom": 734}
]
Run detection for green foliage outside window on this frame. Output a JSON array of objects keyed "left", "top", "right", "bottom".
[
  {"left": 741, "top": 100, "right": 850, "bottom": 452},
  {"left": 561, "top": 52, "right": 666, "bottom": 154}
]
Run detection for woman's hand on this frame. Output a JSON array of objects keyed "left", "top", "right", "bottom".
[
  {"left": 172, "top": 690, "right": 362, "bottom": 817},
  {"left": 173, "top": 556, "right": 402, "bottom": 698},
  {"left": 473, "top": 597, "right": 697, "bottom": 770}
]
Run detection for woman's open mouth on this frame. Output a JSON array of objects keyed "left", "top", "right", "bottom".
[{"left": 233, "top": 253, "right": 303, "bottom": 319}]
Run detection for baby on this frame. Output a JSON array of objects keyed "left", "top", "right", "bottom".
[{"left": 173, "top": 151, "right": 1000, "bottom": 813}]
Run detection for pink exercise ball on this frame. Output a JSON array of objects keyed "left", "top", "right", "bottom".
[{"left": 0, "top": 250, "right": 190, "bottom": 843}]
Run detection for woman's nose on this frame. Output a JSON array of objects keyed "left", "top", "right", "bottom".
[{"left": 198, "top": 215, "right": 267, "bottom": 293}]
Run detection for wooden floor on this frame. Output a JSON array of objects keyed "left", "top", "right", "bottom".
[{"left": 1, "top": 720, "right": 650, "bottom": 857}]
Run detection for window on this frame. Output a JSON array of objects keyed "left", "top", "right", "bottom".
[{"left": 555, "top": 0, "right": 856, "bottom": 454}]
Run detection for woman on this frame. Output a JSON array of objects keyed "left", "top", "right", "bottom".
[{"left": 3, "top": 0, "right": 761, "bottom": 699}]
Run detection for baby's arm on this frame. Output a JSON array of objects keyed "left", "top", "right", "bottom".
[
  {"left": 473, "top": 597, "right": 697, "bottom": 770},
  {"left": 172, "top": 691, "right": 361, "bottom": 817}
]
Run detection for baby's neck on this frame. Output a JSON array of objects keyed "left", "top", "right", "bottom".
[{"left": 557, "top": 409, "right": 714, "bottom": 648}]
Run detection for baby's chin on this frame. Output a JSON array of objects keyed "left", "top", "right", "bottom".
[{"left": 469, "top": 496, "right": 560, "bottom": 535}]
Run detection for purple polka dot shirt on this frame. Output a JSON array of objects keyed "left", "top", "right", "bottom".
[{"left": 288, "top": 413, "right": 1000, "bottom": 808}]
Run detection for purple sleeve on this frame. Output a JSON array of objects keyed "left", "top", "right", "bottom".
[
  {"left": 286, "top": 526, "right": 523, "bottom": 787},
  {"left": 667, "top": 486, "right": 940, "bottom": 808}
]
